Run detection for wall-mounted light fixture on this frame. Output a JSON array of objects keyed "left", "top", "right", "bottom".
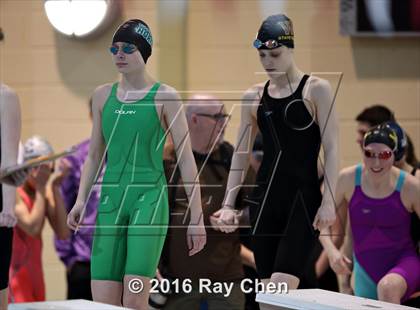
[{"left": 44, "top": 0, "right": 119, "bottom": 38}]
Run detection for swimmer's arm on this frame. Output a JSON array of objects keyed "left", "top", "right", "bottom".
[
  {"left": 416, "top": 170, "right": 420, "bottom": 183},
  {"left": 312, "top": 79, "right": 339, "bottom": 210},
  {"left": 405, "top": 176, "right": 420, "bottom": 217},
  {"left": 337, "top": 169, "right": 354, "bottom": 291},
  {"left": 316, "top": 205, "right": 347, "bottom": 277},
  {"left": 46, "top": 185, "right": 70, "bottom": 240},
  {"left": 0, "top": 86, "right": 21, "bottom": 211},
  {"left": 73, "top": 85, "right": 108, "bottom": 206},
  {"left": 14, "top": 192, "right": 46, "bottom": 237},
  {"left": 223, "top": 89, "right": 259, "bottom": 209},
  {"left": 240, "top": 244, "right": 256, "bottom": 269},
  {"left": 319, "top": 170, "right": 348, "bottom": 254},
  {"left": 337, "top": 215, "right": 353, "bottom": 292},
  {"left": 160, "top": 87, "right": 203, "bottom": 220}
]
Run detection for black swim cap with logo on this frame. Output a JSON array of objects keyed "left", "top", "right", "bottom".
[
  {"left": 112, "top": 19, "right": 153, "bottom": 63},
  {"left": 254, "top": 14, "right": 294, "bottom": 49},
  {"left": 363, "top": 123, "right": 398, "bottom": 155}
]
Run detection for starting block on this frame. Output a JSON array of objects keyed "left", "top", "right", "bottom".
[
  {"left": 9, "top": 299, "right": 129, "bottom": 310},
  {"left": 256, "top": 289, "right": 417, "bottom": 310}
]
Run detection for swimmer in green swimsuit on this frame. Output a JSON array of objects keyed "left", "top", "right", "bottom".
[{"left": 67, "top": 20, "right": 206, "bottom": 310}]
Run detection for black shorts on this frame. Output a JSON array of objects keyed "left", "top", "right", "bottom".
[{"left": 0, "top": 227, "right": 13, "bottom": 290}]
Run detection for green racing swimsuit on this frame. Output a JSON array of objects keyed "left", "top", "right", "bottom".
[{"left": 91, "top": 82, "right": 168, "bottom": 280}]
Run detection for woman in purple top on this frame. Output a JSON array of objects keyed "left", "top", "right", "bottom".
[
  {"left": 321, "top": 124, "right": 420, "bottom": 304},
  {"left": 53, "top": 139, "right": 100, "bottom": 300}
]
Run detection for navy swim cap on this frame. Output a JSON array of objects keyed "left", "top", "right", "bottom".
[
  {"left": 254, "top": 14, "right": 294, "bottom": 49},
  {"left": 112, "top": 19, "right": 153, "bottom": 63},
  {"left": 363, "top": 123, "right": 398, "bottom": 156},
  {"left": 384, "top": 121, "right": 407, "bottom": 161}
]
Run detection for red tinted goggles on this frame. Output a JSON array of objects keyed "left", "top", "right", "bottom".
[{"left": 363, "top": 149, "right": 393, "bottom": 160}]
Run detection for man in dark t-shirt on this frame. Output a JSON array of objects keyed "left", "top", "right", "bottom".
[{"left": 159, "top": 95, "right": 253, "bottom": 310}]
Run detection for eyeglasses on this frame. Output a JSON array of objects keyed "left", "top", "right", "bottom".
[
  {"left": 253, "top": 39, "right": 283, "bottom": 49},
  {"left": 363, "top": 149, "right": 393, "bottom": 160},
  {"left": 109, "top": 43, "right": 138, "bottom": 55},
  {"left": 195, "top": 113, "right": 230, "bottom": 121}
]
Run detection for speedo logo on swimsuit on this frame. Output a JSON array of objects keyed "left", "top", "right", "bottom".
[{"left": 114, "top": 109, "right": 136, "bottom": 115}]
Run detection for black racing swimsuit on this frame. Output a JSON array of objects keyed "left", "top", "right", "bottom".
[
  {"left": 0, "top": 128, "right": 14, "bottom": 290},
  {"left": 250, "top": 74, "right": 322, "bottom": 284}
]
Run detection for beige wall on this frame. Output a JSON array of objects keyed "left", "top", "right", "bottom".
[
  {"left": 186, "top": 0, "right": 420, "bottom": 167},
  {"left": 1, "top": 0, "right": 419, "bottom": 301}
]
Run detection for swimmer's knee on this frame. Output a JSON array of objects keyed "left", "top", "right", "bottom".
[
  {"left": 377, "top": 274, "right": 407, "bottom": 303},
  {"left": 270, "top": 272, "right": 299, "bottom": 290},
  {"left": 123, "top": 275, "right": 151, "bottom": 310}
]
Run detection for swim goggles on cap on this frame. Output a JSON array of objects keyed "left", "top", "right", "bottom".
[
  {"left": 109, "top": 43, "right": 138, "bottom": 55},
  {"left": 253, "top": 39, "right": 284, "bottom": 49}
]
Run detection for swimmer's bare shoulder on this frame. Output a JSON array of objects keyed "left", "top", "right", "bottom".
[
  {"left": 306, "top": 75, "right": 332, "bottom": 95},
  {"left": 244, "top": 83, "right": 265, "bottom": 119},
  {"left": 338, "top": 165, "right": 358, "bottom": 202},
  {"left": 155, "top": 83, "right": 180, "bottom": 103},
  {"left": 305, "top": 76, "right": 333, "bottom": 108},
  {"left": 401, "top": 171, "right": 420, "bottom": 213},
  {"left": 92, "top": 83, "right": 113, "bottom": 113},
  {"left": 154, "top": 83, "right": 182, "bottom": 114},
  {"left": 154, "top": 84, "right": 185, "bottom": 129}
]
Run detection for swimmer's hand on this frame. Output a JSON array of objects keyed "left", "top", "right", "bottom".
[
  {"left": 210, "top": 206, "right": 241, "bottom": 233},
  {"left": 328, "top": 248, "right": 352, "bottom": 275},
  {"left": 339, "top": 282, "right": 354, "bottom": 295},
  {"left": 67, "top": 201, "right": 86, "bottom": 231},
  {"left": 187, "top": 216, "right": 206, "bottom": 256},
  {"left": 313, "top": 203, "right": 336, "bottom": 231}
]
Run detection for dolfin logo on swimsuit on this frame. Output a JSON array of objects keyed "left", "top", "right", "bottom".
[{"left": 115, "top": 109, "right": 136, "bottom": 115}]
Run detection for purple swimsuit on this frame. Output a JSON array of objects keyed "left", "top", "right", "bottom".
[{"left": 349, "top": 164, "right": 420, "bottom": 302}]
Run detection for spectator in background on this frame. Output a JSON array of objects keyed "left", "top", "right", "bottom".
[
  {"left": 404, "top": 134, "right": 419, "bottom": 171},
  {"left": 386, "top": 122, "right": 420, "bottom": 180},
  {"left": 9, "top": 136, "right": 69, "bottom": 302},
  {"left": 53, "top": 99, "right": 100, "bottom": 300},
  {"left": 159, "top": 95, "right": 251, "bottom": 310},
  {"left": 355, "top": 105, "right": 396, "bottom": 147}
]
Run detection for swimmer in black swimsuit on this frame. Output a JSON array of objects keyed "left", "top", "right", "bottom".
[{"left": 212, "top": 14, "right": 339, "bottom": 290}]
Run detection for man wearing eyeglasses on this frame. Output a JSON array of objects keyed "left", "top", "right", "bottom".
[{"left": 157, "top": 95, "right": 254, "bottom": 310}]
